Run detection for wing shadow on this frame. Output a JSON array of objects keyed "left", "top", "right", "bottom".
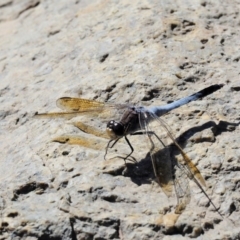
[{"left": 176, "top": 120, "right": 239, "bottom": 146}]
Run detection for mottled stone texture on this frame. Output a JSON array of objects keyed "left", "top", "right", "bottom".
[{"left": 0, "top": 0, "right": 240, "bottom": 239}]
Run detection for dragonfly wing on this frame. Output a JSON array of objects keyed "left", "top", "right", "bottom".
[
  {"left": 145, "top": 112, "right": 223, "bottom": 217},
  {"left": 173, "top": 161, "right": 191, "bottom": 214},
  {"left": 73, "top": 121, "right": 110, "bottom": 139},
  {"left": 34, "top": 111, "right": 87, "bottom": 119},
  {"left": 139, "top": 113, "right": 174, "bottom": 197},
  {"left": 56, "top": 97, "right": 105, "bottom": 111},
  {"left": 146, "top": 126, "right": 191, "bottom": 213},
  {"left": 139, "top": 111, "right": 193, "bottom": 213},
  {"left": 149, "top": 113, "right": 206, "bottom": 187},
  {"left": 52, "top": 134, "right": 107, "bottom": 150},
  {"left": 35, "top": 97, "right": 130, "bottom": 120},
  {"left": 150, "top": 144, "right": 174, "bottom": 197}
]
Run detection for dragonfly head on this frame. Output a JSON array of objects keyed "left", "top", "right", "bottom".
[{"left": 106, "top": 120, "right": 124, "bottom": 139}]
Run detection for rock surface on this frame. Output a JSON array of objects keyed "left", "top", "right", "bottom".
[{"left": 0, "top": 0, "right": 240, "bottom": 239}]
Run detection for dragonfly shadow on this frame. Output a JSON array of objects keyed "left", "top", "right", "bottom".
[
  {"left": 123, "top": 143, "right": 189, "bottom": 214},
  {"left": 123, "top": 147, "right": 177, "bottom": 188},
  {"left": 176, "top": 120, "right": 239, "bottom": 147},
  {"left": 122, "top": 153, "right": 154, "bottom": 186}
]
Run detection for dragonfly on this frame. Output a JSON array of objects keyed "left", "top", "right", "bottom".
[{"left": 35, "top": 84, "right": 224, "bottom": 216}]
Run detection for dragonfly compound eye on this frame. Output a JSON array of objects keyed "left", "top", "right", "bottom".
[{"left": 106, "top": 120, "right": 124, "bottom": 139}]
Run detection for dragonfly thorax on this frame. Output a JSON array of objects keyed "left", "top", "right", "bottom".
[
  {"left": 106, "top": 108, "right": 142, "bottom": 139},
  {"left": 106, "top": 120, "right": 125, "bottom": 139}
]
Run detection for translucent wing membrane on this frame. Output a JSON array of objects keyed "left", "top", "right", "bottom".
[
  {"left": 35, "top": 98, "right": 129, "bottom": 120},
  {"left": 73, "top": 121, "right": 110, "bottom": 139},
  {"left": 56, "top": 98, "right": 105, "bottom": 111},
  {"left": 139, "top": 113, "right": 174, "bottom": 197},
  {"left": 139, "top": 111, "right": 191, "bottom": 213},
  {"left": 142, "top": 111, "right": 223, "bottom": 216},
  {"left": 173, "top": 162, "right": 191, "bottom": 214},
  {"left": 151, "top": 114, "right": 206, "bottom": 187},
  {"left": 52, "top": 134, "right": 107, "bottom": 150}
]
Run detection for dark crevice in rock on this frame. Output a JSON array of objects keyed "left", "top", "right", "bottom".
[
  {"left": 7, "top": 212, "right": 18, "bottom": 218},
  {"left": 48, "top": 30, "right": 61, "bottom": 37},
  {"left": 96, "top": 217, "right": 120, "bottom": 239},
  {"left": 220, "top": 38, "right": 225, "bottom": 45},
  {"left": 12, "top": 182, "right": 49, "bottom": 200},
  {"left": 62, "top": 151, "right": 69, "bottom": 156},
  {"left": 15, "top": 112, "right": 28, "bottom": 125},
  {"left": 95, "top": 82, "right": 117, "bottom": 101},
  {"left": 0, "top": 1, "right": 12, "bottom": 8},
  {"left": 183, "top": 76, "right": 200, "bottom": 83},
  {"left": 72, "top": 173, "right": 81, "bottom": 178},
  {"left": 101, "top": 194, "right": 119, "bottom": 203},
  {"left": 89, "top": 186, "right": 103, "bottom": 194},
  {"left": 142, "top": 88, "right": 160, "bottom": 101},
  {"left": 149, "top": 224, "right": 161, "bottom": 232},
  {"left": 170, "top": 23, "right": 178, "bottom": 31},
  {"left": 231, "top": 86, "right": 240, "bottom": 91},
  {"left": 58, "top": 180, "right": 69, "bottom": 189},
  {"left": 1, "top": 221, "right": 9, "bottom": 227},
  {"left": 163, "top": 225, "right": 180, "bottom": 235},
  {"left": 169, "top": 20, "right": 195, "bottom": 36},
  {"left": 202, "top": 221, "right": 214, "bottom": 230},
  {"left": 99, "top": 53, "right": 109, "bottom": 63},
  {"left": 95, "top": 217, "right": 120, "bottom": 228},
  {"left": 39, "top": 234, "right": 61, "bottom": 240},
  {"left": 74, "top": 215, "right": 92, "bottom": 222},
  {"left": 18, "top": 1, "right": 40, "bottom": 18},
  {"left": 201, "top": 39, "right": 208, "bottom": 44},
  {"left": 15, "top": 117, "right": 19, "bottom": 124},
  {"left": 164, "top": 223, "right": 203, "bottom": 237},
  {"left": 182, "top": 20, "right": 195, "bottom": 27},
  {"left": 213, "top": 13, "right": 224, "bottom": 19},
  {"left": 105, "top": 83, "right": 117, "bottom": 93},
  {"left": 125, "top": 82, "right": 134, "bottom": 88},
  {"left": 179, "top": 62, "right": 192, "bottom": 69},
  {"left": 229, "top": 202, "right": 236, "bottom": 215},
  {"left": 69, "top": 218, "right": 77, "bottom": 240}
]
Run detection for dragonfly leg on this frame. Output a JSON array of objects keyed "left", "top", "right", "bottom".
[
  {"left": 104, "top": 138, "right": 121, "bottom": 160},
  {"left": 104, "top": 137, "right": 137, "bottom": 164},
  {"left": 122, "top": 136, "right": 137, "bottom": 163},
  {"left": 131, "top": 131, "right": 166, "bottom": 147}
]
